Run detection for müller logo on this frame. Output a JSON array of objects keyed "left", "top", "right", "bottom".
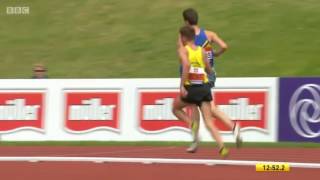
[
  {"left": 218, "top": 98, "right": 263, "bottom": 120},
  {"left": 214, "top": 91, "right": 267, "bottom": 131},
  {"left": 143, "top": 98, "right": 177, "bottom": 120},
  {"left": 69, "top": 98, "right": 115, "bottom": 120},
  {"left": 0, "top": 92, "right": 44, "bottom": 132},
  {"left": 289, "top": 84, "right": 320, "bottom": 138},
  {"left": 0, "top": 99, "right": 39, "bottom": 120},
  {"left": 139, "top": 91, "right": 189, "bottom": 132},
  {"left": 65, "top": 91, "right": 120, "bottom": 132}
]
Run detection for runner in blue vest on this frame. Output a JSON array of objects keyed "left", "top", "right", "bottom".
[{"left": 177, "top": 8, "right": 242, "bottom": 153}]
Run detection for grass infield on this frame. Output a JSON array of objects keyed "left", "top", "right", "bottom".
[{"left": 0, "top": 0, "right": 319, "bottom": 78}]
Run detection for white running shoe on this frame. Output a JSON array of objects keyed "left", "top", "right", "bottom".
[
  {"left": 187, "top": 121, "right": 199, "bottom": 153},
  {"left": 186, "top": 141, "right": 198, "bottom": 153}
]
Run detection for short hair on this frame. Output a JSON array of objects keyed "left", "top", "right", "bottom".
[
  {"left": 33, "top": 63, "right": 47, "bottom": 72},
  {"left": 182, "top": 8, "right": 198, "bottom": 25},
  {"left": 179, "top": 25, "right": 195, "bottom": 41}
]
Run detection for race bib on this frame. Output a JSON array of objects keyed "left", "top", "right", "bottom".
[{"left": 189, "top": 67, "right": 205, "bottom": 84}]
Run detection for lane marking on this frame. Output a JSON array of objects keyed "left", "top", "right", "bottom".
[{"left": 0, "top": 156, "right": 319, "bottom": 168}]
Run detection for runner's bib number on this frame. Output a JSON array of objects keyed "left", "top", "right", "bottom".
[{"left": 189, "top": 67, "right": 206, "bottom": 84}]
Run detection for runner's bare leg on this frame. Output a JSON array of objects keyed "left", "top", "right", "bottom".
[
  {"left": 172, "top": 97, "right": 192, "bottom": 125},
  {"left": 191, "top": 105, "right": 200, "bottom": 140},
  {"left": 200, "top": 101, "right": 224, "bottom": 149},
  {"left": 211, "top": 101, "right": 234, "bottom": 129},
  {"left": 211, "top": 101, "right": 242, "bottom": 147}
]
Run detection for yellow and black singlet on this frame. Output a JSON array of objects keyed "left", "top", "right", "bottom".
[{"left": 184, "top": 45, "right": 208, "bottom": 85}]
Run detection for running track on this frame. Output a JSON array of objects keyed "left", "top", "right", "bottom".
[{"left": 0, "top": 146, "right": 319, "bottom": 180}]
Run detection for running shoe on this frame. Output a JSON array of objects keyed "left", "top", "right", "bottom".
[
  {"left": 186, "top": 141, "right": 198, "bottom": 153},
  {"left": 219, "top": 147, "right": 229, "bottom": 158},
  {"left": 186, "top": 120, "right": 199, "bottom": 153}
]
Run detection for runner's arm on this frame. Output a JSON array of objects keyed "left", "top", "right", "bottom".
[
  {"left": 178, "top": 47, "right": 190, "bottom": 96},
  {"left": 177, "top": 34, "right": 183, "bottom": 49},
  {"left": 205, "top": 30, "right": 228, "bottom": 57},
  {"left": 178, "top": 47, "right": 190, "bottom": 85}
]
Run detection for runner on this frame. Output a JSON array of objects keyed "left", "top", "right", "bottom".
[
  {"left": 177, "top": 8, "right": 242, "bottom": 153},
  {"left": 172, "top": 25, "right": 229, "bottom": 157}
]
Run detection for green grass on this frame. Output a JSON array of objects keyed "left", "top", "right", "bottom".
[
  {"left": 0, "top": 0, "right": 320, "bottom": 78},
  {"left": 0, "top": 141, "right": 319, "bottom": 148}
]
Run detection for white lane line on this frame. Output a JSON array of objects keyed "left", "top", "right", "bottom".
[{"left": 0, "top": 156, "right": 319, "bottom": 169}]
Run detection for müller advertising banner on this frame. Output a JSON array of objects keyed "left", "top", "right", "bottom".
[
  {"left": 64, "top": 90, "right": 121, "bottom": 133},
  {"left": 278, "top": 77, "right": 320, "bottom": 142},
  {"left": 0, "top": 78, "right": 277, "bottom": 142},
  {"left": 138, "top": 89, "right": 190, "bottom": 133},
  {"left": 213, "top": 90, "right": 268, "bottom": 132},
  {"left": 0, "top": 91, "right": 45, "bottom": 133}
]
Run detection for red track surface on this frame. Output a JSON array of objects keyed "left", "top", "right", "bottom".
[{"left": 0, "top": 146, "right": 319, "bottom": 180}]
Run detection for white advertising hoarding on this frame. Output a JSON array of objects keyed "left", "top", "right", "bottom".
[{"left": 0, "top": 78, "right": 278, "bottom": 142}]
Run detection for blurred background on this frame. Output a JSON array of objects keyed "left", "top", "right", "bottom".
[{"left": 0, "top": 0, "right": 319, "bottom": 78}]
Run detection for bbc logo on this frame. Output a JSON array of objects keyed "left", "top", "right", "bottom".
[{"left": 6, "top": 7, "right": 30, "bottom": 15}]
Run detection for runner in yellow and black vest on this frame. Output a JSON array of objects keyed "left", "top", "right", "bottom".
[
  {"left": 182, "top": 45, "right": 212, "bottom": 105},
  {"left": 172, "top": 25, "right": 229, "bottom": 158}
]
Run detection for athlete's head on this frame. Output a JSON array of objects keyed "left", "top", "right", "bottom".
[
  {"left": 182, "top": 8, "right": 198, "bottom": 25},
  {"left": 179, "top": 25, "right": 195, "bottom": 45}
]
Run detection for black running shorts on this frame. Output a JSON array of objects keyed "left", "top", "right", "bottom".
[{"left": 181, "top": 83, "right": 212, "bottom": 106}]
